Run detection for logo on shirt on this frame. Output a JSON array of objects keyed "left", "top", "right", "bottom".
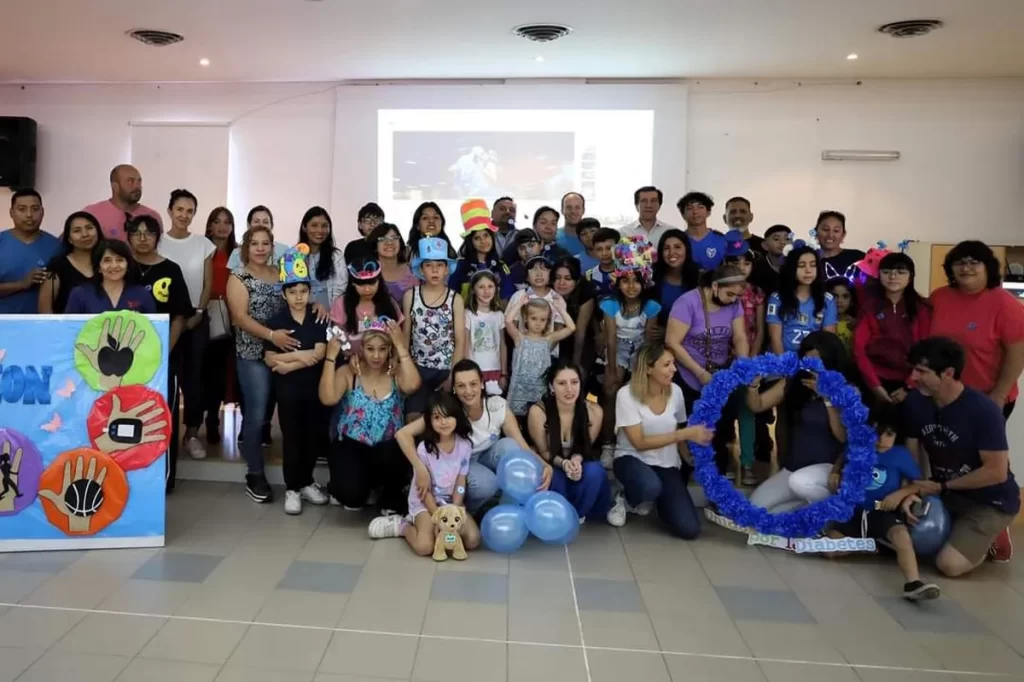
[
  {"left": 921, "top": 423, "right": 960, "bottom": 447},
  {"left": 149, "top": 277, "right": 172, "bottom": 304},
  {"left": 767, "top": 303, "right": 777, "bottom": 316},
  {"left": 966, "top": 321, "right": 978, "bottom": 331},
  {"left": 866, "top": 467, "right": 887, "bottom": 491},
  {"left": 706, "top": 247, "right": 717, "bottom": 259}
]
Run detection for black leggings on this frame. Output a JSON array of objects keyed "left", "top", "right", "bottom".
[
  {"left": 328, "top": 437, "right": 411, "bottom": 513},
  {"left": 278, "top": 397, "right": 330, "bottom": 491},
  {"left": 679, "top": 380, "right": 739, "bottom": 474}
]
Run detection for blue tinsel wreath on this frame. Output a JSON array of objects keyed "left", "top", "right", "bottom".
[{"left": 690, "top": 353, "right": 876, "bottom": 538}]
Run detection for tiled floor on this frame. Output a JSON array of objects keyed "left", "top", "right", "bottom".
[{"left": 0, "top": 481, "right": 1022, "bottom": 681}]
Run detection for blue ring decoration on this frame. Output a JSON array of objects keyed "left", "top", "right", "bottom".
[{"left": 690, "top": 353, "right": 876, "bottom": 538}]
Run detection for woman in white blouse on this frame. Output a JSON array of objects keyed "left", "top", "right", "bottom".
[
  {"left": 608, "top": 342, "right": 714, "bottom": 537},
  {"left": 395, "top": 359, "right": 551, "bottom": 512}
]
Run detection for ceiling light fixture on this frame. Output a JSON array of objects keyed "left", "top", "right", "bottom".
[
  {"left": 534, "top": 56, "right": 545, "bottom": 62},
  {"left": 199, "top": 58, "right": 210, "bottom": 67},
  {"left": 846, "top": 53, "right": 859, "bottom": 60}
]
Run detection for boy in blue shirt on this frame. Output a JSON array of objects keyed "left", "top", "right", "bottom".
[
  {"left": 830, "top": 413, "right": 940, "bottom": 602},
  {"left": 585, "top": 227, "right": 620, "bottom": 299}
]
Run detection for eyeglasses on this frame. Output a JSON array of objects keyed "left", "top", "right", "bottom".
[
  {"left": 879, "top": 268, "right": 910, "bottom": 277},
  {"left": 953, "top": 258, "right": 982, "bottom": 269},
  {"left": 377, "top": 235, "right": 401, "bottom": 244},
  {"left": 129, "top": 229, "right": 157, "bottom": 239},
  {"left": 360, "top": 217, "right": 382, "bottom": 227}
]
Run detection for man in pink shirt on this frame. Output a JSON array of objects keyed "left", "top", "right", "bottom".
[{"left": 84, "top": 164, "right": 163, "bottom": 242}]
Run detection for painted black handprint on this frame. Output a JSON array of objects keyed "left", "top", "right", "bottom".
[{"left": 76, "top": 316, "right": 146, "bottom": 390}]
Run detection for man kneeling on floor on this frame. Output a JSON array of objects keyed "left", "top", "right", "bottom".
[{"left": 893, "top": 337, "right": 1017, "bottom": 577}]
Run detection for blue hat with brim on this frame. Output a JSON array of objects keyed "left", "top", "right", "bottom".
[
  {"left": 411, "top": 237, "right": 458, "bottom": 280},
  {"left": 724, "top": 229, "right": 750, "bottom": 258}
]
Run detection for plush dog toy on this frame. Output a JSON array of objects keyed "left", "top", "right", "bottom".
[{"left": 432, "top": 504, "right": 468, "bottom": 561}]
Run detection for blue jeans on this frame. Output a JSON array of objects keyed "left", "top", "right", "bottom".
[
  {"left": 613, "top": 455, "right": 701, "bottom": 540},
  {"left": 236, "top": 358, "right": 271, "bottom": 475},
  {"left": 550, "top": 461, "right": 612, "bottom": 521},
  {"left": 466, "top": 437, "right": 521, "bottom": 512}
]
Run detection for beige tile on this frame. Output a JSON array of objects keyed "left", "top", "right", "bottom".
[
  {"left": 0, "top": 607, "right": 85, "bottom": 648},
  {"left": 421, "top": 601, "right": 507, "bottom": 640},
  {"left": 648, "top": 611, "right": 752, "bottom": 657},
  {"left": 664, "top": 654, "right": 766, "bottom": 682},
  {"left": 628, "top": 554, "right": 710, "bottom": 585},
  {"left": 22, "top": 573, "right": 123, "bottom": 609},
  {"left": 117, "top": 657, "right": 222, "bottom": 681},
  {"left": 338, "top": 587, "right": 427, "bottom": 634},
  {"left": 0, "top": 570, "right": 51, "bottom": 602},
  {"left": 435, "top": 549, "right": 509, "bottom": 574},
  {"left": 508, "top": 607, "right": 582, "bottom": 646},
  {"left": 227, "top": 623, "right": 332, "bottom": 672},
  {"left": 174, "top": 585, "right": 269, "bottom": 621},
  {"left": 139, "top": 619, "right": 248, "bottom": 665},
  {"left": 17, "top": 651, "right": 130, "bottom": 682},
  {"left": 580, "top": 611, "right": 659, "bottom": 649},
  {"left": 507, "top": 567, "right": 576, "bottom": 610},
  {"left": 53, "top": 613, "right": 166, "bottom": 657},
  {"left": 508, "top": 643, "right": 587, "bottom": 682},
  {"left": 587, "top": 649, "right": 671, "bottom": 682},
  {"left": 256, "top": 589, "right": 348, "bottom": 628},
  {"left": 312, "top": 675, "right": 405, "bottom": 682},
  {"left": 698, "top": 557, "right": 788, "bottom": 590},
  {"left": 96, "top": 579, "right": 197, "bottom": 615},
  {"left": 758, "top": 661, "right": 860, "bottom": 682},
  {"left": 911, "top": 633, "right": 1024, "bottom": 675},
  {"left": 0, "top": 646, "right": 45, "bottom": 682},
  {"left": 318, "top": 631, "right": 418, "bottom": 679},
  {"left": 217, "top": 668, "right": 314, "bottom": 682},
  {"left": 735, "top": 622, "right": 847, "bottom": 664},
  {"left": 412, "top": 638, "right": 507, "bottom": 682}
]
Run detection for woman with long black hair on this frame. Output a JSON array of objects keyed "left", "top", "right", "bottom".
[
  {"left": 38, "top": 211, "right": 101, "bottom": 314},
  {"left": 651, "top": 228, "right": 700, "bottom": 332},
  {"left": 766, "top": 244, "right": 837, "bottom": 355},
  {"left": 407, "top": 202, "right": 456, "bottom": 260},
  {"left": 298, "top": 206, "right": 348, "bottom": 310}
]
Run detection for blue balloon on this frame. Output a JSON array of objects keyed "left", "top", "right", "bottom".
[
  {"left": 499, "top": 493, "right": 520, "bottom": 506},
  {"left": 910, "top": 495, "right": 951, "bottom": 556},
  {"left": 497, "top": 452, "right": 543, "bottom": 504},
  {"left": 525, "top": 491, "right": 579, "bottom": 543},
  {"left": 481, "top": 504, "right": 530, "bottom": 553}
]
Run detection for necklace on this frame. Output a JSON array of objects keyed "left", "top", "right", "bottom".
[{"left": 137, "top": 261, "right": 158, "bottom": 278}]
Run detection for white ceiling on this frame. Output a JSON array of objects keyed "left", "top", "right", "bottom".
[{"left": 2, "top": 0, "right": 1023, "bottom": 83}]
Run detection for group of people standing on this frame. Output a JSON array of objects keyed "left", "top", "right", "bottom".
[{"left": 1, "top": 173, "right": 1019, "bottom": 581}]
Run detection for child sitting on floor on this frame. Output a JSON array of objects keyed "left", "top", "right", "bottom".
[{"left": 828, "top": 412, "right": 940, "bottom": 602}]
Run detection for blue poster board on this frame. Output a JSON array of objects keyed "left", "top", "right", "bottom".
[{"left": 0, "top": 312, "right": 168, "bottom": 552}]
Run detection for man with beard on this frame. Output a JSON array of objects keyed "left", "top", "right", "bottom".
[
  {"left": 85, "top": 164, "right": 163, "bottom": 242},
  {"left": 0, "top": 189, "right": 60, "bottom": 313},
  {"left": 492, "top": 196, "right": 519, "bottom": 258},
  {"left": 723, "top": 196, "right": 763, "bottom": 253}
]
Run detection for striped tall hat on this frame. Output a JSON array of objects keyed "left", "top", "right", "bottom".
[{"left": 460, "top": 198, "right": 496, "bottom": 237}]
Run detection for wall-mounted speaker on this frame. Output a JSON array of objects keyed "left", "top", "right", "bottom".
[{"left": 0, "top": 117, "right": 37, "bottom": 188}]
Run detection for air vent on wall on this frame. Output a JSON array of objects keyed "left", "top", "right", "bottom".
[
  {"left": 877, "top": 19, "right": 944, "bottom": 38},
  {"left": 512, "top": 23, "right": 573, "bottom": 43},
  {"left": 126, "top": 29, "right": 185, "bottom": 47}
]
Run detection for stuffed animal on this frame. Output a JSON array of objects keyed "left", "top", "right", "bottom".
[{"left": 432, "top": 503, "right": 468, "bottom": 561}]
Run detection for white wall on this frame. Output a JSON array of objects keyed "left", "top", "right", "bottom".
[{"left": 686, "top": 79, "right": 1024, "bottom": 251}]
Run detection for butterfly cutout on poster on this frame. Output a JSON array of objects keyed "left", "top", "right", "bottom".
[
  {"left": 55, "top": 379, "right": 76, "bottom": 399},
  {"left": 40, "top": 413, "right": 62, "bottom": 433},
  {"left": 0, "top": 349, "right": 6, "bottom": 363}
]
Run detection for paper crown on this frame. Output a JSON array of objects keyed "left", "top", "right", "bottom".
[
  {"left": 724, "top": 229, "right": 750, "bottom": 258},
  {"left": 279, "top": 243, "right": 311, "bottom": 285},
  {"left": 611, "top": 235, "right": 654, "bottom": 285},
  {"left": 348, "top": 259, "right": 382, "bottom": 281},
  {"left": 460, "top": 198, "right": 496, "bottom": 237},
  {"left": 411, "top": 237, "right": 458, "bottom": 280},
  {"left": 360, "top": 316, "right": 394, "bottom": 335}
]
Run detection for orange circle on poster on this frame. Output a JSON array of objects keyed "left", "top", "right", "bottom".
[{"left": 38, "top": 448, "right": 129, "bottom": 536}]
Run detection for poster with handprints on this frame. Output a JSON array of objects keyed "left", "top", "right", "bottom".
[{"left": 0, "top": 312, "right": 168, "bottom": 551}]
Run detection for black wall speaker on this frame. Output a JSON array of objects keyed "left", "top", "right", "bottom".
[{"left": 0, "top": 117, "right": 37, "bottom": 188}]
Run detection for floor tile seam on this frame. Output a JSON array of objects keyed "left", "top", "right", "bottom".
[
  {"left": 563, "top": 544, "right": 593, "bottom": 682},
  {"left": 0, "top": 601, "right": 1011, "bottom": 678}
]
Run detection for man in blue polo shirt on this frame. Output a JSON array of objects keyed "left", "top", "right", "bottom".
[
  {"left": 900, "top": 337, "right": 1018, "bottom": 576},
  {"left": 0, "top": 189, "right": 60, "bottom": 314},
  {"left": 677, "top": 191, "right": 726, "bottom": 272}
]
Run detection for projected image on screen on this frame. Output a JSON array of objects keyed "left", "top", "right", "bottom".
[{"left": 392, "top": 131, "right": 576, "bottom": 201}]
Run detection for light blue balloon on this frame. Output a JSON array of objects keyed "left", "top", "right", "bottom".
[
  {"left": 499, "top": 493, "right": 520, "bottom": 506},
  {"left": 910, "top": 495, "right": 951, "bottom": 556},
  {"left": 525, "top": 491, "right": 579, "bottom": 543},
  {"left": 481, "top": 504, "right": 530, "bottom": 553},
  {"left": 496, "top": 452, "right": 543, "bottom": 504}
]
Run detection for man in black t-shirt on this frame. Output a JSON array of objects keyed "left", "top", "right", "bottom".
[
  {"left": 899, "top": 338, "right": 1018, "bottom": 576},
  {"left": 343, "top": 202, "right": 384, "bottom": 265}
]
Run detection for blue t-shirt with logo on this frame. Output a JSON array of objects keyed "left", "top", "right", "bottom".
[
  {"left": 765, "top": 291, "right": 838, "bottom": 353},
  {"left": 556, "top": 228, "right": 585, "bottom": 257},
  {"left": 863, "top": 445, "right": 921, "bottom": 505},
  {"left": 903, "top": 387, "right": 1019, "bottom": 514},
  {"left": 687, "top": 230, "right": 727, "bottom": 272},
  {"left": 0, "top": 230, "right": 61, "bottom": 314},
  {"left": 586, "top": 266, "right": 616, "bottom": 299}
]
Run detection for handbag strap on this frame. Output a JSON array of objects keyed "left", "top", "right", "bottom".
[{"left": 698, "top": 287, "right": 717, "bottom": 373}]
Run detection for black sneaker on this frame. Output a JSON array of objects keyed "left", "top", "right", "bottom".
[
  {"left": 206, "top": 420, "right": 221, "bottom": 445},
  {"left": 903, "top": 580, "right": 940, "bottom": 602},
  {"left": 246, "top": 474, "right": 273, "bottom": 504},
  {"left": 261, "top": 424, "right": 272, "bottom": 447}
]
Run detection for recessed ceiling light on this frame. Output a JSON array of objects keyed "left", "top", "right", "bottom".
[
  {"left": 846, "top": 53, "right": 859, "bottom": 60},
  {"left": 534, "top": 56, "right": 545, "bottom": 62},
  {"left": 199, "top": 58, "right": 210, "bottom": 67}
]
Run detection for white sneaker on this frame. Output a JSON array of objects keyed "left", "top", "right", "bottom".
[
  {"left": 628, "top": 501, "right": 654, "bottom": 516},
  {"left": 185, "top": 437, "right": 207, "bottom": 460},
  {"left": 368, "top": 514, "right": 405, "bottom": 539},
  {"left": 607, "top": 495, "right": 626, "bottom": 527},
  {"left": 284, "top": 490, "right": 302, "bottom": 515},
  {"left": 329, "top": 495, "right": 341, "bottom": 507},
  {"left": 300, "top": 484, "right": 328, "bottom": 506}
]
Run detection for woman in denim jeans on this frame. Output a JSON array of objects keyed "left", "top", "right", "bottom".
[
  {"left": 396, "top": 360, "right": 550, "bottom": 513},
  {"left": 226, "top": 226, "right": 300, "bottom": 503}
]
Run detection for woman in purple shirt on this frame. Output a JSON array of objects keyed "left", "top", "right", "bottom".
[
  {"left": 65, "top": 240, "right": 156, "bottom": 314},
  {"left": 665, "top": 263, "right": 748, "bottom": 475}
]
